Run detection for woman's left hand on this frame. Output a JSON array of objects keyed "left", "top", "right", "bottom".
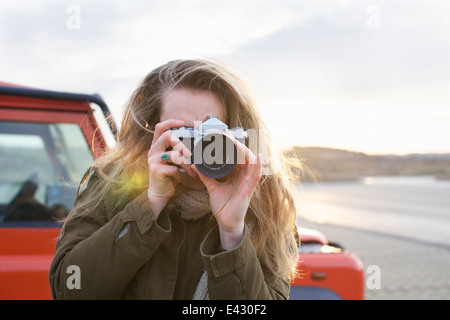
[{"left": 191, "top": 132, "right": 262, "bottom": 250}]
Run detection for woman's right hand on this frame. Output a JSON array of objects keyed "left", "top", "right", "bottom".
[{"left": 147, "top": 119, "right": 195, "bottom": 218}]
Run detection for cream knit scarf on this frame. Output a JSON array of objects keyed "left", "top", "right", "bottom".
[
  {"left": 167, "top": 186, "right": 211, "bottom": 221},
  {"left": 167, "top": 185, "right": 211, "bottom": 300}
]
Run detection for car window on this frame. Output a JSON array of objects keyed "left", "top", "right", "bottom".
[{"left": 0, "top": 121, "right": 94, "bottom": 224}]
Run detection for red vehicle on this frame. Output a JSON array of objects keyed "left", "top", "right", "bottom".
[
  {"left": 0, "top": 82, "right": 364, "bottom": 300},
  {"left": 291, "top": 228, "right": 364, "bottom": 300}
]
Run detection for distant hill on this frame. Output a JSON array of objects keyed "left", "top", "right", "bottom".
[{"left": 284, "top": 146, "right": 450, "bottom": 182}]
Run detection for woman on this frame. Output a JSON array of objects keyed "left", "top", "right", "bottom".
[{"left": 49, "top": 59, "right": 300, "bottom": 299}]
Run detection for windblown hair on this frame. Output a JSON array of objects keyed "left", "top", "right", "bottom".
[{"left": 70, "top": 59, "right": 300, "bottom": 281}]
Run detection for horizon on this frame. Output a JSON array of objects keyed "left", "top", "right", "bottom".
[{"left": 284, "top": 145, "right": 450, "bottom": 157}]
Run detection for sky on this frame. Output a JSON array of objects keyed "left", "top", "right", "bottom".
[{"left": 1, "top": 0, "right": 449, "bottom": 155}]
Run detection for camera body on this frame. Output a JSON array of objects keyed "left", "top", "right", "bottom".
[{"left": 168, "top": 116, "right": 248, "bottom": 178}]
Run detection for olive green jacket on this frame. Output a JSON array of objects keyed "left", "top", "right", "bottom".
[{"left": 49, "top": 173, "right": 290, "bottom": 300}]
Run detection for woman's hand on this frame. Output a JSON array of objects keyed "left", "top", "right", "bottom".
[
  {"left": 192, "top": 131, "right": 262, "bottom": 250},
  {"left": 147, "top": 119, "right": 195, "bottom": 218}
]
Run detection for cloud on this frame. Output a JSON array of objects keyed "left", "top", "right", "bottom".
[
  {"left": 223, "top": 1, "right": 450, "bottom": 105},
  {"left": 0, "top": 0, "right": 317, "bottom": 116}
]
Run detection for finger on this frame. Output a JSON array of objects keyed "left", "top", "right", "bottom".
[
  {"left": 179, "top": 162, "right": 197, "bottom": 177},
  {"left": 151, "top": 131, "right": 192, "bottom": 157},
  {"left": 170, "top": 136, "right": 192, "bottom": 157},
  {"left": 163, "top": 150, "right": 196, "bottom": 177},
  {"left": 159, "top": 164, "right": 180, "bottom": 178},
  {"left": 236, "top": 153, "right": 262, "bottom": 196},
  {"left": 223, "top": 131, "right": 257, "bottom": 180},
  {"left": 160, "top": 150, "right": 182, "bottom": 165},
  {"left": 152, "top": 119, "right": 184, "bottom": 145},
  {"left": 250, "top": 153, "right": 263, "bottom": 186},
  {"left": 150, "top": 149, "right": 196, "bottom": 178},
  {"left": 223, "top": 131, "right": 257, "bottom": 166},
  {"left": 149, "top": 162, "right": 180, "bottom": 181},
  {"left": 191, "top": 164, "right": 218, "bottom": 192}
]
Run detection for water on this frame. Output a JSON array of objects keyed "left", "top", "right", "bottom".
[{"left": 295, "top": 176, "right": 450, "bottom": 247}]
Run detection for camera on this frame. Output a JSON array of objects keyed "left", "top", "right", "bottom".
[{"left": 168, "top": 116, "right": 248, "bottom": 179}]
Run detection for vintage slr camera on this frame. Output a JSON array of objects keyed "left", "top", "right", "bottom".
[{"left": 168, "top": 116, "right": 248, "bottom": 179}]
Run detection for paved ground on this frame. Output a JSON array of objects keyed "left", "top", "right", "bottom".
[{"left": 299, "top": 219, "right": 450, "bottom": 300}]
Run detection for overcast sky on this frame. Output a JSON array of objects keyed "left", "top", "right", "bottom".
[{"left": 1, "top": 0, "right": 449, "bottom": 154}]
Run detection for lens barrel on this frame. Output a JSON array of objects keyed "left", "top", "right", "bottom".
[{"left": 193, "top": 133, "right": 237, "bottom": 179}]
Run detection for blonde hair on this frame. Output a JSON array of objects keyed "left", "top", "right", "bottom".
[{"left": 70, "top": 59, "right": 300, "bottom": 281}]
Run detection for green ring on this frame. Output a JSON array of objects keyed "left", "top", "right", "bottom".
[{"left": 161, "top": 153, "right": 169, "bottom": 161}]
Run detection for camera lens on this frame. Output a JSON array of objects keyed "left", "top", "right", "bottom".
[{"left": 193, "top": 133, "right": 237, "bottom": 179}]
